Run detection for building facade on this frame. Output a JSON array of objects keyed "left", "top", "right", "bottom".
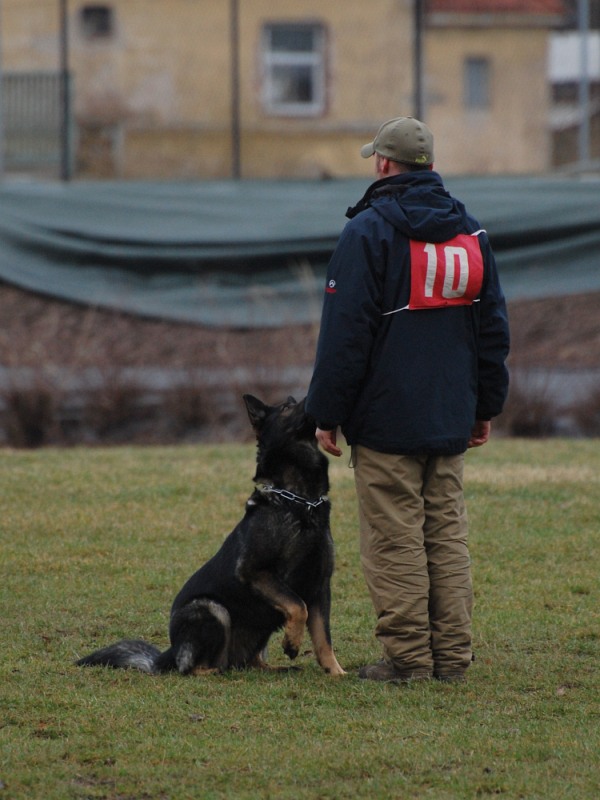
[
  {"left": 0, "top": 0, "right": 568, "bottom": 178},
  {"left": 427, "top": 1, "right": 566, "bottom": 173}
]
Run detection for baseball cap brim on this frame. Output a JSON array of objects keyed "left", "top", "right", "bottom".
[{"left": 360, "top": 142, "right": 376, "bottom": 159}]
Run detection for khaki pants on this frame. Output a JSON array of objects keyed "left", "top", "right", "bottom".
[{"left": 353, "top": 445, "right": 473, "bottom": 677}]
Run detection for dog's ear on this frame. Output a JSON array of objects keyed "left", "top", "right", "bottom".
[{"left": 243, "top": 394, "right": 268, "bottom": 432}]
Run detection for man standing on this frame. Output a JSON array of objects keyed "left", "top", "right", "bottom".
[{"left": 306, "top": 117, "right": 510, "bottom": 683}]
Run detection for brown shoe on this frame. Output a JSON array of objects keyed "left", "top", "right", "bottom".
[{"left": 359, "top": 660, "right": 431, "bottom": 683}]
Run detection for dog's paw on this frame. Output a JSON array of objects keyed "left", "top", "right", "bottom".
[
  {"left": 325, "top": 664, "right": 347, "bottom": 676},
  {"left": 282, "top": 636, "right": 300, "bottom": 660}
]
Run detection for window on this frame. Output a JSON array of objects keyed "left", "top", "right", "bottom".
[
  {"left": 262, "top": 23, "right": 326, "bottom": 116},
  {"left": 80, "top": 5, "right": 114, "bottom": 39},
  {"left": 464, "top": 57, "right": 491, "bottom": 110}
]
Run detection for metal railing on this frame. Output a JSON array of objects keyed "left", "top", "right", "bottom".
[{"left": 1, "top": 71, "right": 74, "bottom": 174}]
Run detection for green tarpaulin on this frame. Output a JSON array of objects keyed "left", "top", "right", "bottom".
[{"left": 0, "top": 176, "right": 598, "bottom": 327}]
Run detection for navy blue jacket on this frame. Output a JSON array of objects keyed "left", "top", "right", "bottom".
[{"left": 306, "top": 171, "right": 510, "bottom": 455}]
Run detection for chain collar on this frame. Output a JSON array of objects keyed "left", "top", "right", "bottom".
[{"left": 257, "top": 484, "right": 328, "bottom": 510}]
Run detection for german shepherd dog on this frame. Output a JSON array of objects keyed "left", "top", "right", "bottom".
[{"left": 76, "top": 395, "right": 345, "bottom": 677}]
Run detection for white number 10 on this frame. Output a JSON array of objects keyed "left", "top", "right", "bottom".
[{"left": 423, "top": 243, "right": 469, "bottom": 299}]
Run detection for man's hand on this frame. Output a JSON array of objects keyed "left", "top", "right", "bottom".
[
  {"left": 316, "top": 427, "right": 343, "bottom": 457},
  {"left": 468, "top": 419, "right": 491, "bottom": 448}
]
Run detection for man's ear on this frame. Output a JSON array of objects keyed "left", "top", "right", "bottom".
[{"left": 375, "top": 154, "right": 391, "bottom": 178}]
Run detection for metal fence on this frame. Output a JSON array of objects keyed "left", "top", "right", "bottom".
[{"left": 1, "top": 72, "right": 68, "bottom": 172}]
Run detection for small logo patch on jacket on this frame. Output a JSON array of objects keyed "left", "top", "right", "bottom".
[{"left": 326, "top": 280, "right": 337, "bottom": 294}]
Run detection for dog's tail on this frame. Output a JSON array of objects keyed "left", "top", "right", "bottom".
[{"left": 76, "top": 639, "right": 176, "bottom": 674}]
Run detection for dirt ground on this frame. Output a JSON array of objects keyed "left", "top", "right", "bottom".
[{"left": 1, "top": 282, "right": 598, "bottom": 372}]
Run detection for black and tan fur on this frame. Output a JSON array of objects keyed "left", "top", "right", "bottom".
[{"left": 76, "top": 395, "right": 344, "bottom": 677}]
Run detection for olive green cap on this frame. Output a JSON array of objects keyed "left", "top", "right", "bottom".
[{"left": 360, "top": 116, "right": 434, "bottom": 165}]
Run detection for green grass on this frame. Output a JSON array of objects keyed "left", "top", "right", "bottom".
[{"left": 1, "top": 439, "right": 598, "bottom": 800}]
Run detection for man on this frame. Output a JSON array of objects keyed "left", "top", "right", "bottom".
[{"left": 306, "top": 117, "right": 510, "bottom": 683}]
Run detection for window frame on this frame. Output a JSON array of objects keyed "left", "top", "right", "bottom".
[
  {"left": 261, "top": 22, "right": 327, "bottom": 117},
  {"left": 464, "top": 56, "right": 492, "bottom": 111},
  {"left": 79, "top": 5, "right": 115, "bottom": 40}
]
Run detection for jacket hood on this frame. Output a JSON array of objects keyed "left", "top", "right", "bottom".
[{"left": 346, "top": 171, "right": 476, "bottom": 243}]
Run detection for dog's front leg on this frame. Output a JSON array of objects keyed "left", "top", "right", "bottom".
[
  {"left": 248, "top": 572, "right": 308, "bottom": 660},
  {"left": 307, "top": 607, "right": 346, "bottom": 676}
]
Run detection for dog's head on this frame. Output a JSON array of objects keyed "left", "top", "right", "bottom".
[
  {"left": 243, "top": 395, "right": 314, "bottom": 442},
  {"left": 243, "top": 394, "right": 327, "bottom": 492}
]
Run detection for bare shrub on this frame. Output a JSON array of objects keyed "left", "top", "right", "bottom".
[
  {"left": 160, "top": 379, "right": 225, "bottom": 442},
  {"left": 496, "top": 369, "right": 559, "bottom": 437},
  {"left": 81, "top": 369, "right": 149, "bottom": 443},
  {"left": 567, "top": 385, "right": 600, "bottom": 437},
  {"left": 164, "top": 384, "right": 212, "bottom": 429},
  {"left": 2, "top": 380, "right": 60, "bottom": 447}
]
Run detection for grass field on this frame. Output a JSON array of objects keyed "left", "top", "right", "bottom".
[{"left": 1, "top": 438, "right": 598, "bottom": 799}]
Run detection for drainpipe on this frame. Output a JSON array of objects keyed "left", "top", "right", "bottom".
[
  {"left": 59, "top": 0, "right": 72, "bottom": 181},
  {"left": 0, "top": 0, "right": 4, "bottom": 180},
  {"left": 414, "top": 0, "right": 425, "bottom": 120},
  {"left": 230, "top": 0, "right": 241, "bottom": 179},
  {"left": 578, "top": 0, "right": 591, "bottom": 167}
]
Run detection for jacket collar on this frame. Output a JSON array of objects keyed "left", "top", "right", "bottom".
[{"left": 345, "top": 172, "right": 440, "bottom": 220}]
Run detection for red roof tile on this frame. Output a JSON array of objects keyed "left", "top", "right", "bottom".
[{"left": 427, "top": 0, "right": 566, "bottom": 13}]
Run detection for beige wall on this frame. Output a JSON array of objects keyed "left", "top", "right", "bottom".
[
  {"left": 1, "top": 3, "right": 57, "bottom": 71},
  {"left": 1, "top": 0, "right": 557, "bottom": 178},
  {"left": 426, "top": 27, "right": 552, "bottom": 175}
]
